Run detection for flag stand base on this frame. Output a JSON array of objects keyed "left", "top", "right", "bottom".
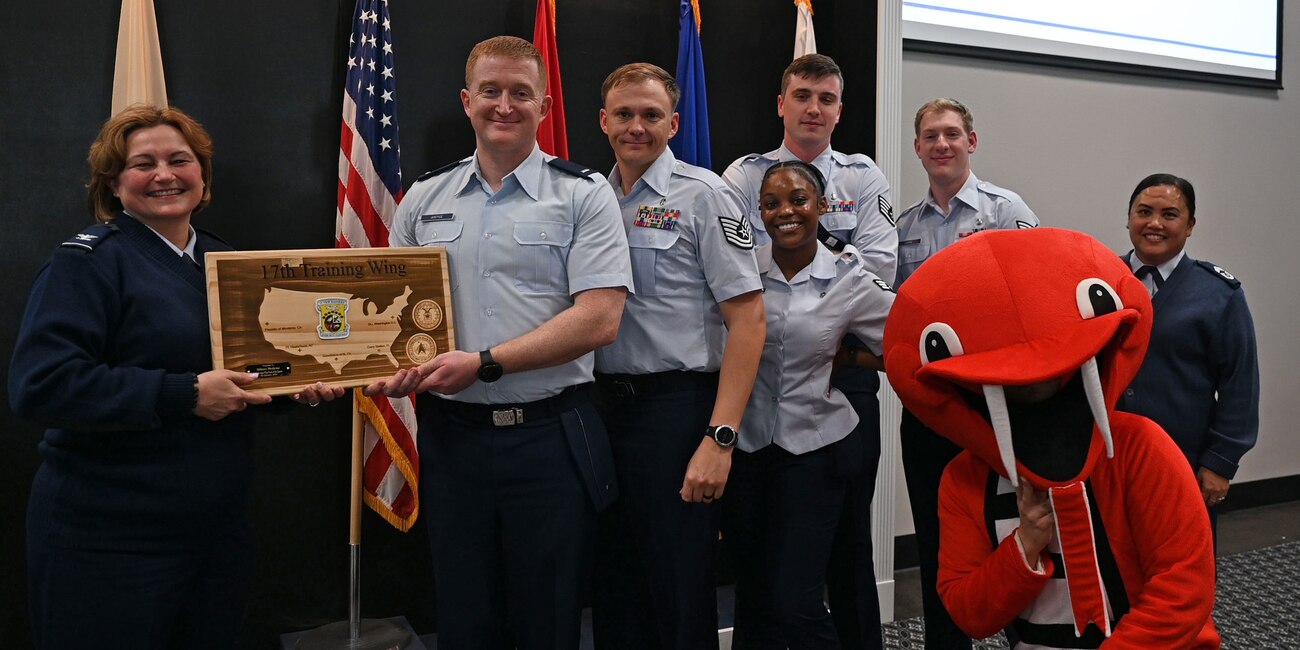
[{"left": 294, "top": 619, "right": 411, "bottom": 650}]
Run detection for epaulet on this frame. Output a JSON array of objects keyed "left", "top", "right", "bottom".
[
  {"left": 1195, "top": 260, "right": 1241, "bottom": 288},
  {"left": 739, "top": 153, "right": 764, "bottom": 164},
  {"left": 975, "top": 180, "right": 1019, "bottom": 200},
  {"left": 831, "top": 150, "right": 875, "bottom": 167},
  {"left": 416, "top": 157, "right": 470, "bottom": 182},
  {"left": 672, "top": 161, "right": 726, "bottom": 189},
  {"left": 546, "top": 157, "right": 598, "bottom": 181},
  {"left": 60, "top": 222, "right": 118, "bottom": 252}
]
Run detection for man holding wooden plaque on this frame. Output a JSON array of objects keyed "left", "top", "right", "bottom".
[{"left": 367, "top": 36, "right": 631, "bottom": 648}]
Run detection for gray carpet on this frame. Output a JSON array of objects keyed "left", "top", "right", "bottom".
[{"left": 881, "top": 541, "right": 1300, "bottom": 648}]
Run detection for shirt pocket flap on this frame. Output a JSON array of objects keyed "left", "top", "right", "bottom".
[
  {"left": 513, "top": 221, "right": 573, "bottom": 246},
  {"left": 626, "top": 227, "right": 681, "bottom": 251},
  {"left": 414, "top": 220, "right": 464, "bottom": 244},
  {"left": 821, "top": 212, "right": 856, "bottom": 232},
  {"left": 899, "top": 239, "right": 931, "bottom": 263}
]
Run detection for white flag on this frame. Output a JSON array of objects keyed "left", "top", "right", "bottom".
[{"left": 794, "top": 0, "right": 817, "bottom": 59}]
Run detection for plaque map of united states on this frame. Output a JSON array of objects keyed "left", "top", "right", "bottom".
[{"left": 257, "top": 286, "right": 413, "bottom": 373}]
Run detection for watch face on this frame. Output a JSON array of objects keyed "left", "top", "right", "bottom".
[
  {"left": 479, "top": 363, "right": 503, "bottom": 383},
  {"left": 712, "top": 425, "right": 737, "bottom": 447}
]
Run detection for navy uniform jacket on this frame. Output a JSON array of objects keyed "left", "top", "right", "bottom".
[
  {"left": 10, "top": 213, "right": 255, "bottom": 551},
  {"left": 1117, "top": 253, "right": 1260, "bottom": 479}
]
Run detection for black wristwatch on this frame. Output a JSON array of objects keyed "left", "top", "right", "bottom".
[
  {"left": 706, "top": 424, "right": 738, "bottom": 449},
  {"left": 478, "top": 349, "right": 504, "bottom": 383}
]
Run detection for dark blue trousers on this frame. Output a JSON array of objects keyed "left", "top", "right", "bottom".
[
  {"left": 723, "top": 434, "right": 854, "bottom": 650},
  {"left": 27, "top": 492, "right": 255, "bottom": 649},
  {"left": 591, "top": 372, "right": 721, "bottom": 650},
  {"left": 420, "top": 396, "right": 599, "bottom": 650},
  {"left": 827, "top": 368, "right": 884, "bottom": 650},
  {"left": 899, "top": 408, "right": 970, "bottom": 649}
]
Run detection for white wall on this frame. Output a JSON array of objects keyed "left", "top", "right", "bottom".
[{"left": 891, "top": 3, "right": 1300, "bottom": 537}]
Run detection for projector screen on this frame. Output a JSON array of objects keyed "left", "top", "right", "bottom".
[{"left": 902, "top": 1, "right": 1282, "bottom": 89}]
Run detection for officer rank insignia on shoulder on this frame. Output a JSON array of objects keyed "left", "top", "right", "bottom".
[
  {"left": 417, "top": 157, "right": 470, "bottom": 182},
  {"left": 634, "top": 205, "right": 681, "bottom": 231},
  {"left": 547, "top": 158, "right": 597, "bottom": 180},
  {"left": 717, "top": 215, "right": 754, "bottom": 250},
  {"left": 61, "top": 222, "right": 118, "bottom": 251},
  {"left": 1198, "top": 260, "right": 1241, "bottom": 287}
]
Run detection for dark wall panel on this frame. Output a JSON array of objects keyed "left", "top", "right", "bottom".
[{"left": 1, "top": 1, "right": 877, "bottom": 645}]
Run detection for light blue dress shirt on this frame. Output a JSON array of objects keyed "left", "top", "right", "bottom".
[
  {"left": 596, "top": 149, "right": 762, "bottom": 375},
  {"left": 390, "top": 145, "right": 633, "bottom": 404},
  {"left": 1127, "top": 249, "right": 1185, "bottom": 296},
  {"left": 894, "top": 172, "right": 1039, "bottom": 287},
  {"left": 723, "top": 144, "right": 898, "bottom": 285},
  {"left": 740, "top": 245, "right": 896, "bottom": 455}
]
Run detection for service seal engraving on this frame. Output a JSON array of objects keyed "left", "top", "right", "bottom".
[
  {"left": 406, "top": 333, "right": 437, "bottom": 363},
  {"left": 412, "top": 299, "right": 444, "bottom": 331}
]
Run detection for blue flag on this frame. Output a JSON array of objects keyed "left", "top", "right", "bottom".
[{"left": 671, "top": 0, "right": 711, "bottom": 168}]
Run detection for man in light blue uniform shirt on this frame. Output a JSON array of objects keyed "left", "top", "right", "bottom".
[
  {"left": 722, "top": 53, "right": 895, "bottom": 650},
  {"left": 370, "top": 36, "right": 631, "bottom": 649},
  {"left": 894, "top": 97, "right": 1039, "bottom": 650},
  {"left": 590, "top": 63, "right": 765, "bottom": 650}
]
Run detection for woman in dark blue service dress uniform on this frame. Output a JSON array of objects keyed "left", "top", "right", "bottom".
[{"left": 9, "top": 105, "right": 342, "bottom": 648}]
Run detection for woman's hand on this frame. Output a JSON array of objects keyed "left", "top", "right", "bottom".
[
  {"left": 291, "top": 382, "right": 347, "bottom": 407},
  {"left": 194, "top": 370, "right": 272, "bottom": 421}
]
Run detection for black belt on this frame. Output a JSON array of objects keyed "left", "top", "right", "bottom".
[
  {"left": 429, "top": 384, "right": 591, "bottom": 428},
  {"left": 594, "top": 370, "right": 718, "bottom": 399}
]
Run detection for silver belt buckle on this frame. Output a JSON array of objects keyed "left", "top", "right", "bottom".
[{"left": 491, "top": 407, "right": 524, "bottom": 427}]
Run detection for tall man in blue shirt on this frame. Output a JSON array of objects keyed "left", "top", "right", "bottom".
[
  {"left": 895, "top": 97, "right": 1039, "bottom": 649},
  {"left": 723, "top": 53, "right": 895, "bottom": 650},
  {"left": 369, "top": 36, "right": 632, "bottom": 649},
  {"left": 590, "top": 62, "right": 765, "bottom": 650}
]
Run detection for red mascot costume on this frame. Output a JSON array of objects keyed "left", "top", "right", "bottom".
[{"left": 884, "top": 228, "right": 1218, "bottom": 648}]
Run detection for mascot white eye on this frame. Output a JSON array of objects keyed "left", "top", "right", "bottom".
[
  {"left": 1076, "top": 278, "right": 1122, "bottom": 319},
  {"left": 919, "top": 322, "right": 964, "bottom": 365}
]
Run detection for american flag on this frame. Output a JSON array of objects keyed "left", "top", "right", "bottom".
[{"left": 336, "top": 0, "right": 419, "bottom": 531}]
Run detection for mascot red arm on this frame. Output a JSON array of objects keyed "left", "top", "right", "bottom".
[{"left": 884, "top": 228, "right": 1218, "bottom": 648}]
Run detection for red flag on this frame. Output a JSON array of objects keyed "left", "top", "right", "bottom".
[
  {"left": 533, "top": 0, "right": 568, "bottom": 158},
  {"left": 336, "top": 0, "right": 419, "bottom": 532}
]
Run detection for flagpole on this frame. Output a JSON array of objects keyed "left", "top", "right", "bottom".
[
  {"left": 349, "top": 395, "right": 365, "bottom": 638},
  {"left": 294, "top": 394, "right": 411, "bottom": 649}
]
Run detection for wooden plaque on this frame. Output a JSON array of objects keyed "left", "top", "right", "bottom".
[{"left": 205, "top": 247, "right": 455, "bottom": 396}]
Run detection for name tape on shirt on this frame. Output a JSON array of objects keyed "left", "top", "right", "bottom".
[
  {"left": 421, "top": 213, "right": 455, "bottom": 222},
  {"left": 634, "top": 205, "right": 682, "bottom": 231},
  {"left": 717, "top": 215, "right": 754, "bottom": 250}
]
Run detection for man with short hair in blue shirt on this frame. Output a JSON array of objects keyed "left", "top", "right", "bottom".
[
  {"left": 590, "top": 62, "right": 765, "bottom": 650},
  {"left": 370, "top": 35, "right": 632, "bottom": 649},
  {"left": 895, "top": 97, "right": 1040, "bottom": 650}
]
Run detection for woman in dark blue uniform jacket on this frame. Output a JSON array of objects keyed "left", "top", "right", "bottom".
[
  {"left": 1116, "top": 173, "right": 1259, "bottom": 538},
  {"left": 9, "top": 106, "right": 341, "bottom": 648}
]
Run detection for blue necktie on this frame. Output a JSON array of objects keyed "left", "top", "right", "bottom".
[{"left": 1135, "top": 265, "right": 1163, "bottom": 294}]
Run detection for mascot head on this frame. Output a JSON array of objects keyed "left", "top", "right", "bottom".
[{"left": 884, "top": 228, "right": 1152, "bottom": 489}]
